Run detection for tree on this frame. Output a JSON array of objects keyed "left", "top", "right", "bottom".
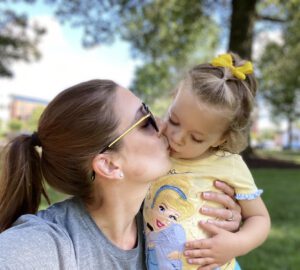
[
  {"left": 0, "top": 0, "right": 45, "bottom": 78},
  {"left": 258, "top": 1, "right": 300, "bottom": 149},
  {"left": 45, "top": 0, "right": 219, "bottom": 101},
  {"left": 6, "top": 0, "right": 297, "bottom": 151},
  {"left": 41, "top": 0, "right": 292, "bottom": 156}
]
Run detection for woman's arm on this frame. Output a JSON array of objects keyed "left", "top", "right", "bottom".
[{"left": 184, "top": 186, "right": 271, "bottom": 270}]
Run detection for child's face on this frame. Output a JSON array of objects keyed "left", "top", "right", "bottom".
[{"left": 164, "top": 87, "right": 230, "bottom": 159}]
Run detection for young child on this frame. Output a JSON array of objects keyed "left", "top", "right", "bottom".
[{"left": 143, "top": 53, "right": 271, "bottom": 270}]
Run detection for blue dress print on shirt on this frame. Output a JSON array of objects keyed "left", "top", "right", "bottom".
[{"left": 146, "top": 223, "right": 186, "bottom": 270}]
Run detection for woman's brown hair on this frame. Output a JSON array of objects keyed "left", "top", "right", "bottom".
[
  {"left": 0, "top": 79, "right": 119, "bottom": 232},
  {"left": 184, "top": 53, "right": 257, "bottom": 153}
]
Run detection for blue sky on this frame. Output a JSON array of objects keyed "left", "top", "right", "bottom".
[{"left": 1, "top": 1, "right": 139, "bottom": 100}]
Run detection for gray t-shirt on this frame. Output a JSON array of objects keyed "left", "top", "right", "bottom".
[{"left": 0, "top": 197, "right": 146, "bottom": 270}]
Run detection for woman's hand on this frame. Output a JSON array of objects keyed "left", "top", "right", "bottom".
[{"left": 200, "top": 180, "right": 242, "bottom": 231}]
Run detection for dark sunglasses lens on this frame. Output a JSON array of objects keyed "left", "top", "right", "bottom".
[
  {"left": 149, "top": 115, "right": 159, "bottom": 132},
  {"left": 142, "top": 103, "right": 159, "bottom": 132}
]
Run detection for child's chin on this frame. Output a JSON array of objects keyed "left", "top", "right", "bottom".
[{"left": 170, "top": 152, "right": 183, "bottom": 159}]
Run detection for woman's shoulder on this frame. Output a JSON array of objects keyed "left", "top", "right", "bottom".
[
  {"left": 37, "top": 196, "right": 82, "bottom": 224},
  {"left": 0, "top": 211, "right": 76, "bottom": 269}
]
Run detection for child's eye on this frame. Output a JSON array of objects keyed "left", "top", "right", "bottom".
[
  {"left": 192, "top": 136, "right": 203, "bottom": 144},
  {"left": 168, "top": 116, "right": 179, "bottom": 126}
]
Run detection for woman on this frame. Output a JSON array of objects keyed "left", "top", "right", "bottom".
[{"left": 0, "top": 80, "right": 241, "bottom": 269}]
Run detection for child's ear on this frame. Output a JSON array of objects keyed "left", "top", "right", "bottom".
[
  {"left": 212, "top": 135, "right": 228, "bottom": 148},
  {"left": 92, "top": 154, "right": 124, "bottom": 180}
]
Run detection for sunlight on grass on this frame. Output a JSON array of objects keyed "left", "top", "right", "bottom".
[
  {"left": 238, "top": 169, "right": 300, "bottom": 270},
  {"left": 255, "top": 149, "right": 300, "bottom": 164}
]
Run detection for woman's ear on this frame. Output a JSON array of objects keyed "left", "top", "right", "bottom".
[{"left": 92, "top": 154, "right": 124, "bottom": 180}]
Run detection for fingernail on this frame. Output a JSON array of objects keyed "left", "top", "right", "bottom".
[
  {"left": 203, "top": 192, "right": 211, "bottom": 198},
  {"left": 184, "top": 251, "right": 190, "bottom": 256},
  {"left": 188, "top": 259, "right": 193, "bottom": 264},
  {"left": 201, "top": 207, "right": 208, "bottom": 213},
  {"left": 185, "top": 243, "right": 190, "bottom": 248}
]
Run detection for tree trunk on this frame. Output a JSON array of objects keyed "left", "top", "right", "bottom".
[
  {"left": 228, "top": 0, "right": 257, "bottom": 59},
  {"left": 228, "top": 0, "right": 257, "bottom": 157},
  {"left": 287, "top": 117, "right": 293, "bottom": 149}
]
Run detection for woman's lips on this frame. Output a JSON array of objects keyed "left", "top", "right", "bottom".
[{"left": 169, "top": 145, "right": 177, "bottom": 154}]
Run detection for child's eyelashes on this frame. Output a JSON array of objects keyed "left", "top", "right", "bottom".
[
  {"left": 168, "top": 115, "right": 203, "bottom": 144},
  {"left": 191, "top": 136, "right": 203, "bottom": 144}
]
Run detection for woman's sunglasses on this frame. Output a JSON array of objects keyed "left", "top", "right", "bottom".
[{"left": 99, "top": 103, "right": 159, "bottom": 153}]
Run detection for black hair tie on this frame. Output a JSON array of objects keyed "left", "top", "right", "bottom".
[{"left": 31, "top": 131, "right": 42, "bottom": 147}]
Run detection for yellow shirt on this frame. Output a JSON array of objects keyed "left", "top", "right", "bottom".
[{"left": 143, "top": 151, "right": 262, "bottom": 270}]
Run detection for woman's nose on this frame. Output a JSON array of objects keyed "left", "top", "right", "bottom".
[{"left": 156, "top": 118, "right": 167, "bottom": 137}]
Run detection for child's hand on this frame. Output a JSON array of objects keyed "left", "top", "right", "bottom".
[{"left": 184, "top": 221, "right": 239, "bottom": 270}]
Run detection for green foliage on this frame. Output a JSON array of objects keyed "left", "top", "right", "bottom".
[
  {"left": 258, "top": 1, "right": 300, "bottom": 147},
  {"left": 25, "top": 106, "right": 45, "bottom": 132},
  {"left": 0, "top": 0, "right": 45, "bottom": 77},
  {"left": 45, "top": 0, "right": 220, "bottom": 101},
  {"left": 259, "top": 42, "right": 300, "bottom": 122},
  {"left": 8, "top": 118, "right": 22, "bottom": 131}
]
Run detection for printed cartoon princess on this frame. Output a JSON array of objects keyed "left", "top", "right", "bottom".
[{"left": 144, "top": 176, "right": 195, "bottom": 270}]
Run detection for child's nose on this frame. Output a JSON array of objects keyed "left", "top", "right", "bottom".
[{"left": 172, "top": 130, "right": 185, "bottom": 146}]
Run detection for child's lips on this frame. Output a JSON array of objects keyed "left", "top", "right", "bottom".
[
  {"left": 169, "top": 145, "right": 177, "bottom": 154},
  {"left": 156, "top": 219, "right": 165, "bottom": 228}
]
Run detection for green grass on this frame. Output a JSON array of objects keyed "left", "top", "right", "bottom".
[{"left": 238, "top": 169, "right": 300, "bottom": 270}]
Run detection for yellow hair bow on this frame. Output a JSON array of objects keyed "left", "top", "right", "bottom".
[{"left": 211, "top": 53, "right": 253, "bottom": 80}]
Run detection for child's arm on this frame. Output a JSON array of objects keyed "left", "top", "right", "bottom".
[
  {"left": 234, "top": 196, "right": 271, "bottom": 255},
  {"left": 184, "top": 197, "right": 270, "bottom": 269}
]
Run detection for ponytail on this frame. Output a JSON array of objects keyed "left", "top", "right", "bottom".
[{"left": 0, "top": 134, "right": 49, "bottom": 232}]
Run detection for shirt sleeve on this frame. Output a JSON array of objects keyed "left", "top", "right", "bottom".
[
  {"left": 0, "top": 214, "right": 76, "bottom": 270},
  {"left": 229, "top": 154, "right": 263, "bottom": 200}
]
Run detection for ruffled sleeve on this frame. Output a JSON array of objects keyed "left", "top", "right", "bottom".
[{"left": 230, "top": 154, "right": 263, "bottom": 200}]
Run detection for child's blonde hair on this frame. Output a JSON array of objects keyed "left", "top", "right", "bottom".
[{"left": 182, "top": 53, "right": 257, "bottom": 153}]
